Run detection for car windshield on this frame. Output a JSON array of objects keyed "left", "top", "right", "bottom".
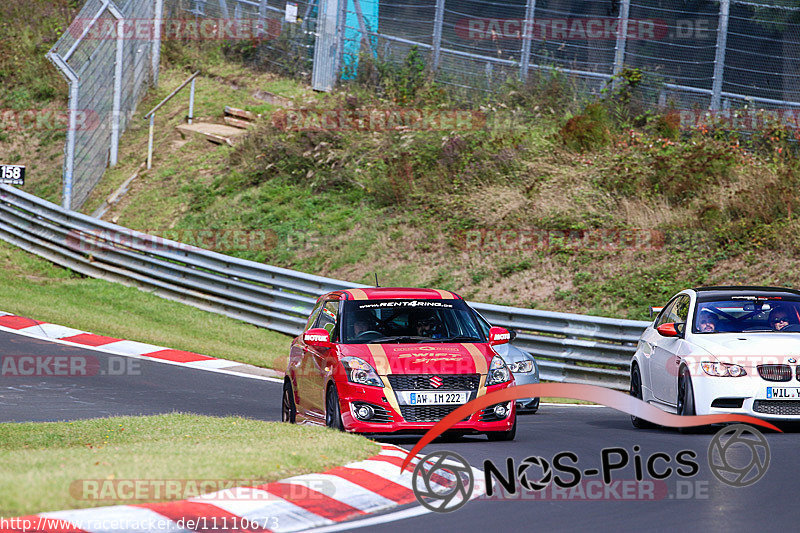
[
  {"left": 694, "top": 297, "right": 800, "bottom": 334},
  {"left": 341, "top": 299, "right": 486, "bottom": 343}
]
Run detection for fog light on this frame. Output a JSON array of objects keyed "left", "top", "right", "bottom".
[
  {"left": 493, "top": 404, "right": 508, "bottom": 418},
  {"left": 355, "top": 404, "right": 374, "bottom": 420}
]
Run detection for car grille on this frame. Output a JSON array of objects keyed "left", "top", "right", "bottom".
[
  {"left": 388, "top": 374, "right": 480, "bottom": 391},
  {"left": 399, "top": 404, "right": 470, "bottom": 422},
  {"left": 753, "top": 400, "right": 800, "bottom": 416},
  {"left": 757, "top": 364, "right": 792, "bottom": 382}
]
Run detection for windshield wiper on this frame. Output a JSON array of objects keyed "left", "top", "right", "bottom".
[
  {"left": 438, "top": 335, "right": 482, "bottom": 342},
  {"left": 372, "top": 336, "right": 431, "bottom": 344}
]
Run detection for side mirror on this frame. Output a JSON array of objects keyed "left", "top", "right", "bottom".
[
  {"left": 304, "top": 328, "right": 332, "bottom": 348},
  {"left": 489, "top": 326, "right": 511, "bottom": 346},
  {"left": 508, "top": 329, "right": 518, "bottom": 341},
  {"left": 656, "top": 323, "right": 681, "bottom": 337},
  {"left": 649, "top": 306, "right": 664, "bottom": 320}
]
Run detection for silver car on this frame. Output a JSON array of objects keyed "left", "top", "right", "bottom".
[{"left": 475, "top": 313, "right": 540, "bottom": 413}]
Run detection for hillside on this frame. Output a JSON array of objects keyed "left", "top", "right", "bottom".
[{"left": 4, "top": 12, "right": 800, "bottom": 320}]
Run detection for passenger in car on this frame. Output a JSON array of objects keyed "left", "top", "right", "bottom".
[
  {"left": 768, "top": 307, "right": 793, "bottom": 331},
  {"left": 411, "top": 312, "right": 444, "bottom": 339},
  {"left": 697, "top": 310, "right": 719, "bottom": 333}
]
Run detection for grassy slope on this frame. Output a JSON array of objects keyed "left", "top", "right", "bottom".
[
  {"left": 4, "top": 3, "right": 800, "bottom": 322},
  {"left": 0, "top": 414, "right": 379, "bottom": 515},
  {"left": 0, "top": 240, "right": 292, "bottom": 370},
  {"left": 86, "top": 53, "right": 800, "bottom": 320}
]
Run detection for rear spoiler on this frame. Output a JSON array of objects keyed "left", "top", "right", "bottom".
[{"left": 649, "top": 306, "right": 663, "bottom": 319}]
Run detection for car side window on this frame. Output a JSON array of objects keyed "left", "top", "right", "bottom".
[
  {"left": 305, "top": 300, "right": 324, "bottom": 331},
  {"left": 655, "top": 299, "right": 678, "bottom": 328},
  {"left": 315, "top": 300, "right": 340, "bottom": 339},
  {"left": 674, "top": 295, "right": 690, "bottom": 325}
]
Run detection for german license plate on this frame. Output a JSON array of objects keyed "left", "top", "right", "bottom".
[
  {"left": 766, "top": 387, "right": 800, "bottom": 399},
  {"left": 402, "top": 391, "right": 469, "bottom": 405}
]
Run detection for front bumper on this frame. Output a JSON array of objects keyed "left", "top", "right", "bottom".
[
  {"left": 511, "top": 371, "right": 539, "bottom": 410},
  {"left": 693, "top": 372, "right": 800, "bottom": 420},
  {"left": 336, "top": 378, "right": 516, "bottom": 434}
]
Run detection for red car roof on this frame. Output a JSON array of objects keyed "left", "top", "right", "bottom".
[{"left": 339, "top": 287, "right": 461, "bottom": 300}]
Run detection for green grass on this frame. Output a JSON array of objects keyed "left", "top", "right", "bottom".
[
  {"left": 0, "top": 413, "right": 380, "bottom": 515},
  {"left": 0, "top": 240, "right": 292, "bottom": 370}
]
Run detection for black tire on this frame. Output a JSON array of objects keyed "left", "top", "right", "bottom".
[
  {"left": 325, "top": 383, "right": 344, "bottom": 431},
  {"left": 630, "top": 365, "right": 655, "bottom": 429},
  {"left": 487, "top": 416, "right": 517, "bottom": 441},
  {"left": 282, "top": 379, "right": 296, "bottom": 423},
  {"left": 677, "top": 366, "right": 698, "bottom": 433}
]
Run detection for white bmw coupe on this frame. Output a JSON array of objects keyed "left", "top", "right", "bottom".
[{"left": 631, "top": 286, "right": 800, "bottom": 428}]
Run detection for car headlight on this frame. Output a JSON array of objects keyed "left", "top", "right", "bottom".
[
  {"left": 486, "top": 355, "right": 511, "bottom": 385},
  {"left": 507, "top": 360, "right": 534, "bottom": 373},
  {"left": 701, "top": 361, "right": 747, "bottom": 377},
  {"left": 341, "top": 357, "right": 384, "bottom": 387}
]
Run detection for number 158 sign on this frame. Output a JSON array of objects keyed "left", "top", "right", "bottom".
[{"left": 0, "top": 165, "right": 25, "bottom": 185}]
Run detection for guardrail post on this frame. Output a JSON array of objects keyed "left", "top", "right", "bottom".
[
  {"left": 612, "top": 0, "right": 631, "bottom": 88},
  {"left": 519, "top": 0, "right": 536, "bottom": 81},
  {"left": 431, "top": 0, "right": 445, "bottom": 71},
  {"left": 152, "top": 0, "right": 164, "bottom": 88},
  {"left": 711, "top": 0, "right": 730, "bottom": 110}
]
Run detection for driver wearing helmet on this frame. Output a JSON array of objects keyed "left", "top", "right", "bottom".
[{"left": 411, "top": 311, "right": 444, "bottom": 339}]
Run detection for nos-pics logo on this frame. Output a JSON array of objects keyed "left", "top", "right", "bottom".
[{"left": 411, "top": 424, "right": 770, "bottom": 512}]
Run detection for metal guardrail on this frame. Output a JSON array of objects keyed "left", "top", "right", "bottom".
[{"left": 0, "top": 185, "right": 649, "bottom": 389}]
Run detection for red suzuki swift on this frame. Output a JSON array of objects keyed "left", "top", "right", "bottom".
[{"left": 282, "top": 288, "right": 517, "bottom": 440}]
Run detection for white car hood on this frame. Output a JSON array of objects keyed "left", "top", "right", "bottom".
[{"left": 691, "top": 333, "right": 800, "bottom": 365}]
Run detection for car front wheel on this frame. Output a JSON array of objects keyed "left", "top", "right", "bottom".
[
  {"left": 630, "top": 365, "right": 655, "bottom": 429},
  {"left": 325, "top": 383, "right": 344, "bottom": 431},
  {"left": 282, "top": 379, "right": 296, "bottom": 423},
  {"left": 677, "top": 366, "right": 698, "bottom": 433}
]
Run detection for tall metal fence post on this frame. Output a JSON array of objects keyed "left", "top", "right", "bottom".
[
  {"left": 431, "top": 0, "right": 445, "bottom": 72},
  {"left": 612, "top": 0, "right": 631, "bottom": 87},
  {"left": 312, "top": 0, "right": 341, "bottom": 91},
  {"left": 46, "top": 52, "right": 78, "bottom": 210},
  {"left": 711, "top": 0, "right": 730, "bottom": 110},
  {"left": 152, "top": 0, "right": 164, "bottom": 88},
  {"left": 519, "top": 0, "right": 536, "bottom": 81},
  {"left": 218, "top": 0, "right": 230, "bottom": 19},
  {"left": 109, "top": 3, "right": 124, "bottom": 168},
  {"left": 188, "top": 78, "right": 196, "bottom": 124}
]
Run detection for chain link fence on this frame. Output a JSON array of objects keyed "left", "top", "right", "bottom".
[
  {"left": 48, "top": 0, "right": 800, "bottom": 209},
  {"left": 48, "top": 0, "right": 160, "bottom": 211}
]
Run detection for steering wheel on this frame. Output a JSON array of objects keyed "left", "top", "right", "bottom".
[{"left": 355, "top": 330, "right": 383, "bottom": 339}]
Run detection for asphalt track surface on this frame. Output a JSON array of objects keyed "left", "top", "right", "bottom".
[{"left": 2, "top": 329, "right": 798, "bottom": 532}]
